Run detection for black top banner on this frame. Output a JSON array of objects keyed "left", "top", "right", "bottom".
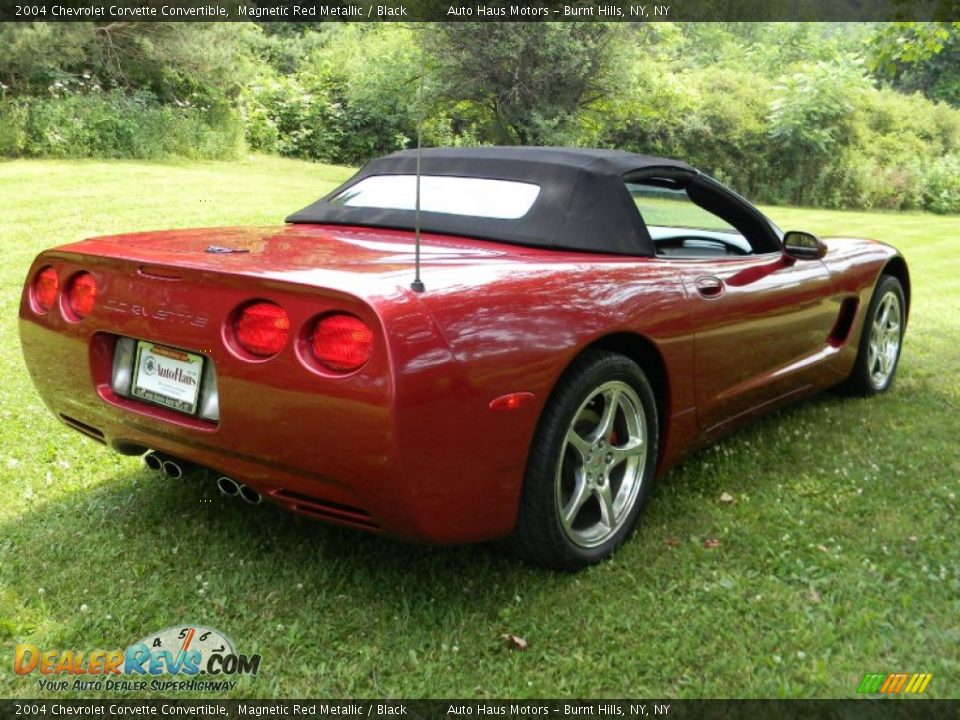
[{"left": 1, "top": 0, "right": 959, "bottom": 22}]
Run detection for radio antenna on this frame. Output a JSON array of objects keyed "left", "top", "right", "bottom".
[{"left": 410, "top": 42, "right": 426, "bottom": 293}]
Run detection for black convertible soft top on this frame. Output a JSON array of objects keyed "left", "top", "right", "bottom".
[{"left": 286, "top": 146, "right": 699, "bottom": 257}]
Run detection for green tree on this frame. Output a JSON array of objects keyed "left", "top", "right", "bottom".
[
  {"left": 0, "top": 22, "right": 254, "bottom": 106},
  {"left": 867, "top": 22, "right": 960, "bottom": 106},
  {"left": 767, "top": 58, "right": 871, "bottom": 204},
  {"left": 427, "top": 23, "right": 626, "bottom": 145}
]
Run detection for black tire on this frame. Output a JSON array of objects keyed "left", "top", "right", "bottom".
[
  {"left": 502, "top": 350, "right": 659, "bottom": 571},
  {"left": 845, "top": 275, "right": 906, "bottom": 396}
]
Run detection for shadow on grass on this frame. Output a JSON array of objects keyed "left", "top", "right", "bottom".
[
  {"left": 1, "top": 454, "right": 550, "bottom": 655},
  {"left": 0, "top": 396, "right": 826, "bottom": 584},
  {"left": 4, "top": 373, "right": 956, "bottom": 700},
  {"left": 0, "top": 382, "right": 934, "bottom": 655},
  {"left": 0, "top": 388, "right": 876, "bottom": 593}
]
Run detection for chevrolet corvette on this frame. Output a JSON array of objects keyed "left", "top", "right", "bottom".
[{"left": 19, "top": 147, "right": 909, "bottom": 569}]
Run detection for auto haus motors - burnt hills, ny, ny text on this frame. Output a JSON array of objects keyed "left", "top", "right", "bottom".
[{"left": 445, "top": 4, "right": 671, "bottom": 16}]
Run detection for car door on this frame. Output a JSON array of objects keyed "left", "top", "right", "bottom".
[
  {"left": 628, "top": 174, "right": 836, "bottom": 434},
  {"left": 679, "top": 253, "right": 835, "bottom": 433}
]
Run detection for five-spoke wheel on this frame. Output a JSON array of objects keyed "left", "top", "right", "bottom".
[
  {"left": 557, "top": 381, "right": 648, "bottom": 549},
  {"left": 503, "top": 350, "right": 658, "bottom": 571},
  {"left": 866, "top": 291, "right": 902, "bottom": 389},
  {"left": 848, "top": 274, "right": 906, "bottom": 395}
]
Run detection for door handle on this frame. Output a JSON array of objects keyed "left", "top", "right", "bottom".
[{"left": 695, "top": 276, "right": 725, "bottom": 299}]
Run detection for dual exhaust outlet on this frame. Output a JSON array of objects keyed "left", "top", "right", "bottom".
[
  {"left": 216, "top": 476, "right": 262, "bottom": 506},
  {"left": 143, "top": 450, "right": 192, "bottom": 480},
  {"left": 143, "top": 451, "right": 262, "bottom": 505}
]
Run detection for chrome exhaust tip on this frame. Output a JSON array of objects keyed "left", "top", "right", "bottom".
[
  {"left": 217, "top": 476, "right": 240, "bottom": 497},
  {"left": 239, "top": 484, "right": 262, "bottom": 505},
  {"left": 143, "top": 451, "right": 164, "bottom": 472},
  {"left": 161, "top": 460, "right": 184, "bottom": 480}
]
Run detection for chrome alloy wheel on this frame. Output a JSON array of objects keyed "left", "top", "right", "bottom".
[
  {"left": 866, "top": 291, "right": 902, "bottom": 389},
  {"left": 555, "top": 380, "right": 648, "bottom": 548}
]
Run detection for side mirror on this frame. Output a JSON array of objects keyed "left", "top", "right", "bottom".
[{"left": 783, "top": 230, "right": 827, "bottom": 261}]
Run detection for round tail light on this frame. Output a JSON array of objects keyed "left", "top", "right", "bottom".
[
  {"left": 32, "top": 266, "right": 59, "bottom": 313},
  {"left": 66, "top": 272, "right": 97, "bottom": 319},
  {"left": 310, "top": 313, "right": 373, "bottom": 372},
  {"left": 235, "top": 301, "right": 290, "bottom": 357}
]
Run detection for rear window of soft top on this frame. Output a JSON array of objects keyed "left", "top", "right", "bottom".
[{"left": 330, "top": 175, "right": 541, "bottom": 220}]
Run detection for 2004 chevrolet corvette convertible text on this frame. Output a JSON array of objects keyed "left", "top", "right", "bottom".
[{"left": 19, "top": 147, "right": 909, "bottom": 570}]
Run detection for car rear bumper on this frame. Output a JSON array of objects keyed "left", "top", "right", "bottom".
[{"left": 19, "top": 316, "right": 523, "bottom": 544}]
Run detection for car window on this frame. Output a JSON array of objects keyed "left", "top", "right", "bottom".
[
  {"left": 627, "top": 182, "right": 736, "bottom": 232},
  {"left": 330, "top": 175, "right": 541, "bottom": 220},
  {"left": 626, "top": 180, "right": 753, "bottom": 258},
  {"left": 646, "top": 225, "right": 752, "bottom": 256}
]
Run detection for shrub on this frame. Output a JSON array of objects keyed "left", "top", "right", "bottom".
[
  {"left": 921, "top": 155, "right": 960, "bottom": 213},
  {"left": 243, "top": 74, "right": 346, "bottom": 163},
  {"left": 603, "top": 56, "right": 960, "bottom": 213},
  {"left": 0, "top": 89, "right": 244, "bottom": 160},
  {"left": 4, "top": 22, "right": 960, "bottom": 216},
  {"left": 767, "top": 59, "right": 871, "bottom": 205},
  {"left": 0, "top": 100, "right": 27, "bottom": 155}
]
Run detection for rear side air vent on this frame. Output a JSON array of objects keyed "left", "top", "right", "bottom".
[
  {"left": 60, "top": 415, "right": 106, "bottom": 444},
  {"left": 274, "top": 489, "right": 379, "bottom": 531}
]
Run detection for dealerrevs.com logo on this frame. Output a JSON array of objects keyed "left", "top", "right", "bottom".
[
  {"left": 14, "top": 625, "right": 261, "bottom": 693},
  {"left": 857, "top": 672, "right": 933, "bottom": 695}
]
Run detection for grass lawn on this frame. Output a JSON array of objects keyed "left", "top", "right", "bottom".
[{"left": 0, "top": 156, "right": 957, "bottom": 699}]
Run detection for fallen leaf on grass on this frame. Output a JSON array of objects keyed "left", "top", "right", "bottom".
[
  {"left": 703, "top": 538, "right": 721, "bottom": 549},
  {"left": 809, "top": 588, "right": 822, "bottom": 604},
  {"left": 719, "top": 492, "right": 735, "bottom": 504},
  {"left": 501, "top": 633, "right": 528, "bottom": 651},
  {"left": 663, "top": 537, "right": 681, "bottom": 548}
]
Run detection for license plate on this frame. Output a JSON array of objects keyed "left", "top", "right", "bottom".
[{"left": 131, "top": 342, "right": 204, "bottom": 415}]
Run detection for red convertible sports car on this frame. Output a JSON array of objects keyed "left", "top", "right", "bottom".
[{"left": 19, "top": 147, "right": 909, "bottom": 570}]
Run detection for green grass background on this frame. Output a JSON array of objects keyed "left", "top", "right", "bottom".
[{"left": 0, "top": 157, "right": 957, "bottom": 699}]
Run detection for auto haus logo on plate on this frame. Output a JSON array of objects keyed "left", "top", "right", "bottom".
[
  {"left": 13, "top": 625, "right": 262, "bottom": 693},
  {"left": 132, "top": 342, "right": 204, "bottom": 415}
]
